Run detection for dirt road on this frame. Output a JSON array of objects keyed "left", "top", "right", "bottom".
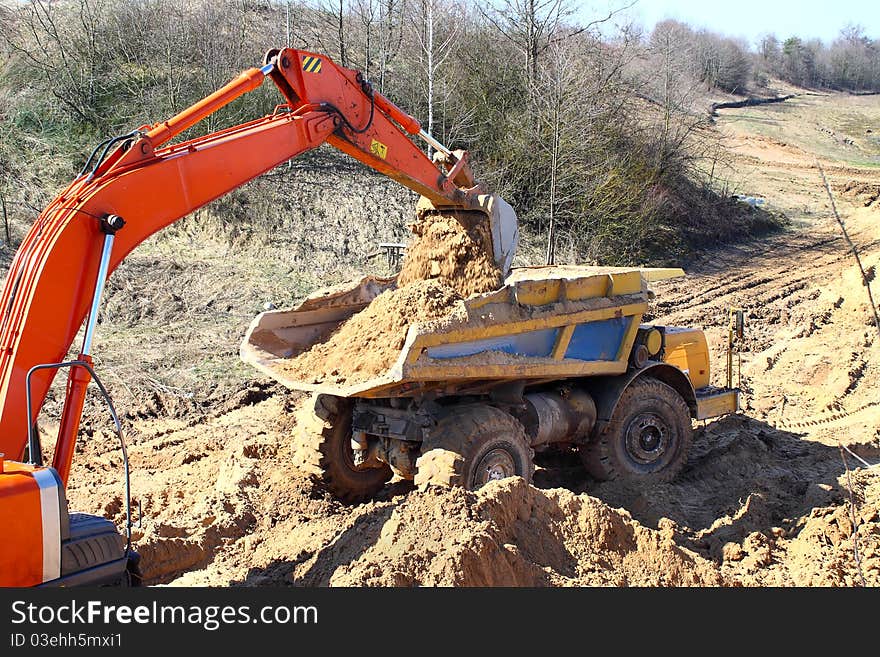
[{"left": 61, "top": 91, "right": 880, "bottom": 586}]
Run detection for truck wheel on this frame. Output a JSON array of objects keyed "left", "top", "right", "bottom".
[
  {"left": 580, "top": 378, "right": 692, "bottom": 485},
  {"left": 414, "top": 405, "right": 534, "bottom": 490},
  {"left": 295, "top": 395, "right": 392, "bottom": 504}
]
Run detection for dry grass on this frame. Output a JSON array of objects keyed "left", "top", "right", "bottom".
[{"left": 718, "top": 91, "right": 880, "bottom": 169}]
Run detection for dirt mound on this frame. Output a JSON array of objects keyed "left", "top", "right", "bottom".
[
  {"left": 775, "top": 469, "right": 880, "bottom": 586},
  {"left": 90, "top": 409, "right": 274, "bottom": 583},
  {"left": 279, "top": 279, "right": 463, "bottom": 384},
  {"left": 110, "top": 400, "right": 724, "bottom": 587},
  {"left": 704, "top": 462, "right": 880, "bottom": 587},
  {"left": 65, "top": 394, "right": 879, "bottom": 588},
  {"left": 328, "top": 478, "right": 724, "bottom": 586},
  {"left": 397, "top": 212, "right": 503, "bottom": 297},
  {"left": 77, "top": 397, "right": 723, "bottom": 587},
  {"left": 836, "top": 180, "right": 880, "bottom": 207}
]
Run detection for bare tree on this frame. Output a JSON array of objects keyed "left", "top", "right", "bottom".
[
  {"left": 407, "top": 0, "right": 459, "bottom": 149},
  {"left": 480, "top": 0, "right": 571, "bottom": 87},
  {"left": 531, "top": 42, "right": 589, "bottom": 263},
  {"left": 4, "top": 0, "right": 114, "bottom": 127},
  {"left": 376, "top": 0, "right": 406, "bottom": 92},
  {"left": 326, "top": 0, "right": 349, "bottom": 66},
  {"left": 352, "top": 0, "right": 377, "bottom": 76},
  {"left": 478, "top": 0, "right": 632, "bottom": 88},
  {"left": 645, "top": 20, "right": 711, "bottom": 174}
]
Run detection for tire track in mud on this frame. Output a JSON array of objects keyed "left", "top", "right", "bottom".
[
  {"left": 653, "top": 233, "right": 851, "bottom": 316},
  {"left": 775, "top": 400, "right": 880, "bottom": 431}
]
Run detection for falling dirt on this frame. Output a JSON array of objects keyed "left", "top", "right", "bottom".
[
  {"left": 51, "top": 90, "right": 880, "bottom": 587},
  {"left": 397, "top": 211, "right": 503, "bottom": 297},
  {"left": 278, "top": 279, "right": 463, "bottom": 385}
]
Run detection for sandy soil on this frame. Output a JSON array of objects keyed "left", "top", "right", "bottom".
[
  {"left": 58, "top": 90, "right": 880, "bottom": 587},
  {"left": 278, "top": 279, "right": 463, "bottom": 385},
  {"left": 397, "top": 211, "right": 503, "bottom": 296}
]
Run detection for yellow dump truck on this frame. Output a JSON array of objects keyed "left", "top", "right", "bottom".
[{"left": 241, "top": 266, "right": 739, "bottom": 502}]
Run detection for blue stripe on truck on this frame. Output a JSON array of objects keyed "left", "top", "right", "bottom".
[
  {"left": 564, "top": 317, "right": 630, "bottom": 361},
  {"left": 426, "top": 327, "right": 559, "bottom": 360},
  {"left": 424, "top": 317, "right": 631, "bottom": 362}
]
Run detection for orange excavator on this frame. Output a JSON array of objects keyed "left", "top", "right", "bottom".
[{"left": 0, "top": 48, "right": 517, "bottom": 586}]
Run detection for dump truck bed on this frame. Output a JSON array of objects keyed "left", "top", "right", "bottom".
[{"left": 241, "top": 266, "right": 685, "bottom": 399}]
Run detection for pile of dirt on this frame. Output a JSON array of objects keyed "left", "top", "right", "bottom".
[
  {"left": 279, "top": 279, "right": 463, "bottom": 384},
  {"left": 573, "top": 413, "right": 880, "bottom": 586},
  {"left": 397, "top": 212, "right": 503, "bottom": 297},
  {"left": 836, "top": 180, "right": 880, "bottom": 207},
  {"left": 64, "top": 394, "right": 880, "bottom": 587},
  {"left": 87, "top": 391, "right": 724, "bottom": 587},
  {"left": 772, "top": 469, "right": 880, "bottom": 586},
  {"left": 709, "top": 466, "right": 880, "bottom": 586},
  {"left": 327, "top": 478, "right": 724, "bottom": 586}
]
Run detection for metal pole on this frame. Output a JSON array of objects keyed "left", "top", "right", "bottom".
[
  {"left": 726, "top": 309, "right": 734, "bottom": 390},
  {"left": 26, "top": 360, "right": 133, "bottom": 552},
  {"left": 81, "top": 232, "right": 115, "bottom": 356},
  {"left": 417, "top": 129, "right": 452, "bottom": 157}
]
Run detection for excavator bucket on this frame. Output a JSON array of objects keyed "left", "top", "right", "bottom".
[{"left": 415, "top": 193, "right": 519, "bottom": 279}]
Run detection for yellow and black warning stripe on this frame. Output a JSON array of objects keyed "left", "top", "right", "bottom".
[{"left": 302, "top": 55, "right": 323, "bottom": 73}]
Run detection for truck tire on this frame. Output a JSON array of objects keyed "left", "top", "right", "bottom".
[
  {"left": 414, "top": 405, "right": 534, "bottom": 490},
  {"left": 580, "top": 378, "right": 692, "bottom": 485},
  {"left": 295, "top": 395, "right": 392, "bottom": 504}
]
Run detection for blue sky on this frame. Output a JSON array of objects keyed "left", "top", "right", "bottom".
[{"left": 593, "top": 0, "right": 880, "bottom": 46}]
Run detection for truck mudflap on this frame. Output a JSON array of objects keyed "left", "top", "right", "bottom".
[{"left": 695, "top": 387, "right": 740, "bottom": 420}]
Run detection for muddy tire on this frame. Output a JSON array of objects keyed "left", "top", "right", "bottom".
[
  {"left": 414, "top": 405, "right": 534, "bottom": 490},
  {"left": 295, "top": 395, "right": 392, "bottom": 504},
  {"left": 580, "top": 378, "right": 692, "bottom": 485}
]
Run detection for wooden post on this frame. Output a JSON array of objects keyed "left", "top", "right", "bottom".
[{"left": 1, "top": 193, "right": 9, "bottom": 244}]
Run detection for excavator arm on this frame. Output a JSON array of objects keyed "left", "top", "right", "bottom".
[{"left": 0, "top": 47, "right": 513, "bottom": 485}]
